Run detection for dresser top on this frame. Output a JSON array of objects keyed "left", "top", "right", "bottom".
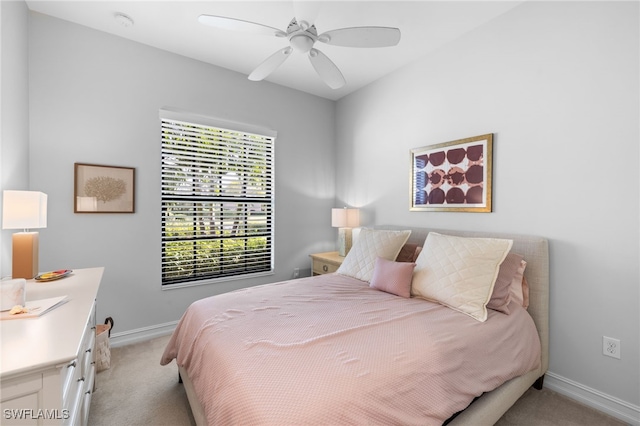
[{"left": 0, "top": 267, "right": 103, "bottom": 380}]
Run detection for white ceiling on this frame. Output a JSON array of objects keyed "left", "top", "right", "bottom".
[{"left": 25, "top": 1, "right": 523, "bottom": 101}]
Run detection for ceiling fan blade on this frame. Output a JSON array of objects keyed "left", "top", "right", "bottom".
[
  {"left": 248, "top": 47, "right": 293, "bottom": 81},
  {"left": 198, "top": 15, "right": 286, "bottom": 38},
  {"left": 308, "top": 48, "right": 345, "bottom": 89},
  {"left": 318, "top": 27, "right": 401, "bottom": 48}
]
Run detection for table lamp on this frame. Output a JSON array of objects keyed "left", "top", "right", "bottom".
[
  {"left": 2, "top": 190, "right": 48, "bottom": 279},
  {"left": 331, "top": 207, "right": 360, "bottom": 257}
]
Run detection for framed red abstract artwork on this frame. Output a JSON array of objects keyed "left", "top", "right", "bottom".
[{"left": 410, "top": 134, "right": 493, "bottom": 212}]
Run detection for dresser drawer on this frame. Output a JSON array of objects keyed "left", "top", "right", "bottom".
[
  {"left": 0, "top": 374, "right": 42, "bottom": 405},
  {"left": 62, "top": 302, "right": 97, "bottom": 425},
  {"left": 312, "top": 259, "right": 339, "bottom": 275},
  {"left": 310, "top": 252, "right": 344, "bottom": 276},
  {"left": 80, "top": 365, "right": 95, "bottom": 425},
  {"left": 65, "top": 377, "right": 85, "bottom": 426},
  {"left": 62, "top": 358, "right": 80, "bottom": 411},
  {"left": 80, "top": 326, "right": 96, "bottom": 375}
]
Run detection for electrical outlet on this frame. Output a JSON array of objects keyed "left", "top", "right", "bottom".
[
  {"left": 603, "top": 336, "right": 621, "bottom": 359},
  {"left": 293, "top": 268, "right": 299, "bottom": 279}
]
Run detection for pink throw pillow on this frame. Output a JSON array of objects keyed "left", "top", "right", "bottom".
[
  {"left": 487, "top": 253, "right": 524, "bottom": 315},
  {"left": 510, "top": 259, "right": 528, "bottom": 308},
  {"left": 521, "top": 275, "right": 530, "bottom": 309},
  {"left": 370, "top": 257, "right": 416, "bottom": 298},
  {"left": 395, "top": 243, "right": 419, "bottom": 263}
]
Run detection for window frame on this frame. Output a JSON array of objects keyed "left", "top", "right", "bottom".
[{"left": 159, "top": 108, "right": 276, "bottom": 289}]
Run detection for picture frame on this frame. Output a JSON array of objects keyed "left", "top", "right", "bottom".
[
  {"left": 410, "top": 134, "right": 493, "bottom": 212},
  {"left": 74, "top": 163, "right": 135, "bottom": 213}
]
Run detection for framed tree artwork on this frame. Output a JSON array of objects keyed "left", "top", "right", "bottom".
[
  {"left": 410, "top": 134, "right": 493, "bottom": 212},
  {"left": 74, "top": 163, "right": 135, "bottom": 213}
]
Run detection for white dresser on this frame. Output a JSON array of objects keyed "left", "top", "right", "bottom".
[{"left": 0, "top": 267, "right": 103, "bottom": 425}]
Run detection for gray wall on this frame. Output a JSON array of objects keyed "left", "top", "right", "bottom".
[
  {"left": 335, "top": 1, "right": 639, "bottom": 411},
  {"left": 27, "top": 11, "right": 336, "bottom": 337},
  {"left": 2, "top": 0, "right": 638, "bottom": 420},
  {"left": 0, "top": 1, "right": 30, "bottom": 274}
]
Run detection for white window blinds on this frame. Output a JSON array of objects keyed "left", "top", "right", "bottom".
[{"left": 160, "top": 114, "right": 275, "bottom": 286}]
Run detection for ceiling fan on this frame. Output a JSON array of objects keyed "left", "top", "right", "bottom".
[{"left": 198, "top": 12, "right": 401, "bottom": 89}]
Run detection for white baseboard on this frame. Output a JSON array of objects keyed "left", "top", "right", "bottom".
[
  {"left": 109, "top": 320, "right": 178, "bottom": 348},
  {"left": 545, "top": 371, "right": 640, "bottom": 425}
]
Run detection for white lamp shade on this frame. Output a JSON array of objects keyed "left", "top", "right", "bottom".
[
  {"left": 2, "top": 190, "right": 48, "bottom": 230},
  {"left": 331, "top": 208, "right": 360, "bottom": 228}
]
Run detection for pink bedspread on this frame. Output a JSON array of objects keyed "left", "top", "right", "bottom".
[{"left": 161, "top": 273, "right": 540, "bottom": 425}]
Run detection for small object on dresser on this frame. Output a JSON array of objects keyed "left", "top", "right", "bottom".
[
  {"left": 0, "top": 278, "right": 26, "bottom": 311},
  {"left": 35, "top": 269, "right": 73, "bottom": 282},
  {"left": 9, "top": 305, "right": 29, "bottom": 315},
  {"left": 0, "top": 295, "right": 68, "bottom": 320}
]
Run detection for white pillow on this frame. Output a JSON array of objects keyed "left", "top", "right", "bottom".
[
  {"left": 337, "top": 228, "right": 411, "bottom": 282},
  {"left": 411, "top": 233, "right": 513, "bottom": 322}
]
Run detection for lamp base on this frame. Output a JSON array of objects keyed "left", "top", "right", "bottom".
[
  {"left": 12, "top": 232, "right": 39, "bottom": 279},
  {"left": 337, "top": 227, "right": 353, "bottom": 257}
]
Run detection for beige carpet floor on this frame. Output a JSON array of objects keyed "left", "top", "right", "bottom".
[{"left": 88, "top": 335, "right": 628, "bottom": 426}]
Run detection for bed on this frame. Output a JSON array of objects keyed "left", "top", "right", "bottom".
[{"left": 161, "top": 225, "right": 549, "bottom": 425}]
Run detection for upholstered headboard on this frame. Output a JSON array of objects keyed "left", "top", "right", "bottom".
[{"left": 377, "top": 225, "right": 550, "bottom": 424}]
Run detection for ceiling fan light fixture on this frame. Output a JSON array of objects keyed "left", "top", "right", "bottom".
[{"left": 290, "top": 35, "right": 314, "bottom": 53}]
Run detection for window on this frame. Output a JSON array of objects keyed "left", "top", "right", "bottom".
[{"left": 160, "top": 110, "right": 275, "bottom": 287}]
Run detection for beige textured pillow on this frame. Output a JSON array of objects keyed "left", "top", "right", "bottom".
[
  {"left": 411, "top": 233, "right": 513, "bottom": 322},
  {"left": 337, "top": 228, "right": 411, "bottom": 282}
]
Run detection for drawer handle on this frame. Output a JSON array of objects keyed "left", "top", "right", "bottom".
[
  {"left": 86, "top": 348, "right": 92, "bottom": 354},
  {"left": 323, "top": 265, "right": 328, "bottom": 272},
  {"left": 67, "top": 361, "right": 77, "bottom": 369},
  {"left": 78, "top": 377, "right": 85, "bottom": 383}
]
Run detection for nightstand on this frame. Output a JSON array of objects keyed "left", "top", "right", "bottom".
[{"left": 309, "top": 251, "right": 344, "bottom": 276}]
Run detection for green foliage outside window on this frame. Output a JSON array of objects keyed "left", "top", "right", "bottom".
[{"left": 161, "top": 118, "right": 274, "bottom": 285}]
